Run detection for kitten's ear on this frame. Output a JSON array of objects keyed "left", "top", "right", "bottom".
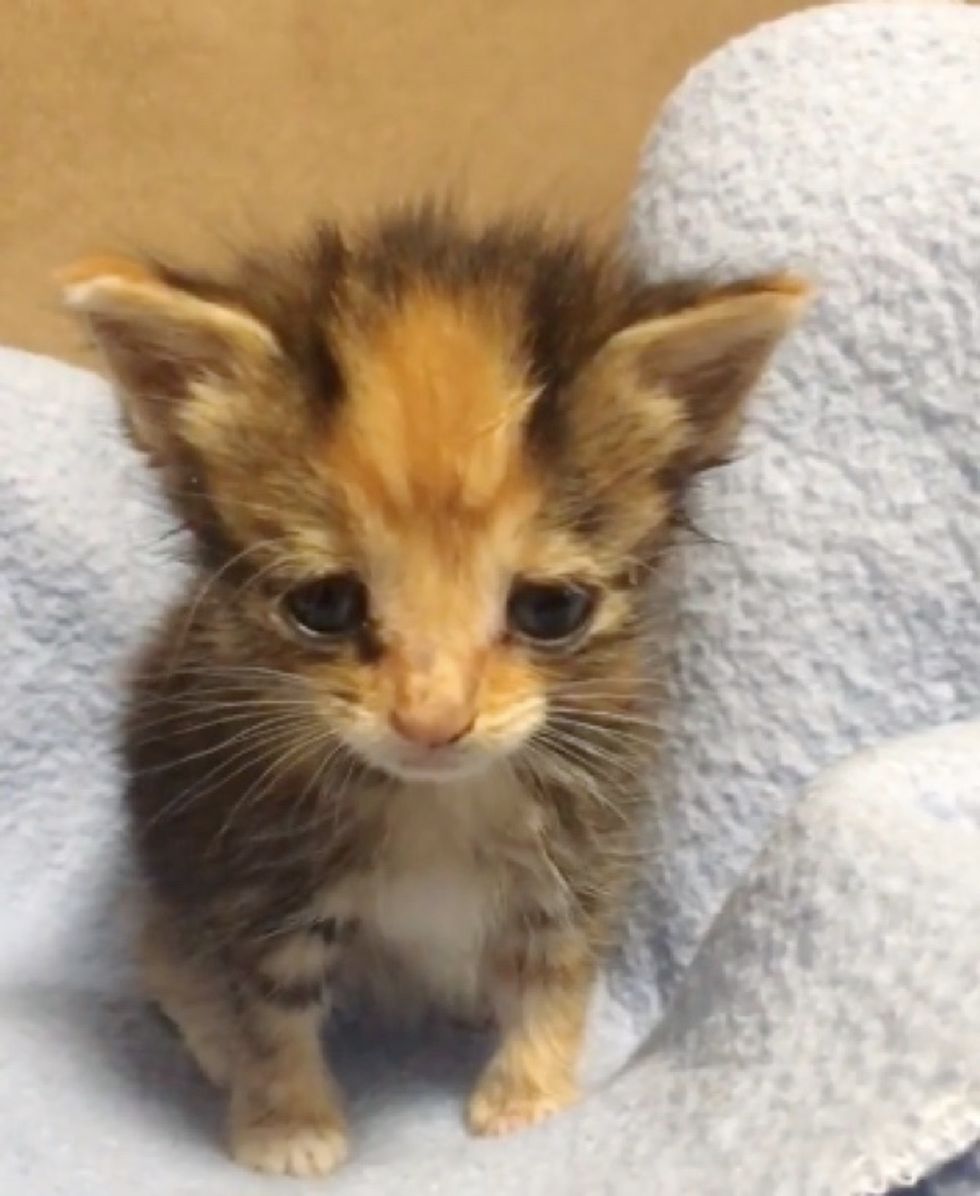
[
  {"left": 603, "top": 274, "right": 810, "bottom": 468},
  {"left": 60, "top": 256, "right": 279, "bottom": 457}
]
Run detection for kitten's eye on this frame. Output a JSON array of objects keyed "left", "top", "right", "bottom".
[
  {"left": 507, "top": 580, "right": 595, "bottom": 645},
  {"left": 284, "top": 574, "right": 368, "bottom": 638}
]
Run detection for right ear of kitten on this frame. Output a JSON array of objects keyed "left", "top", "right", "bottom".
[{"left": 61, "top": 206, "right": 808, "bottom": 1180}]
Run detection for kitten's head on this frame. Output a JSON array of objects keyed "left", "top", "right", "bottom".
[{"left": 63, "top": 209, "right": 807, "bottom": 784}]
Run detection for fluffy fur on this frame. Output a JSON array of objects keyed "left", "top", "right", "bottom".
[{"left": 63, "top": 205, "right": 805, "bottom": 1178}]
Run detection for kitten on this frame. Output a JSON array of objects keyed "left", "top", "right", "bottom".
[{"left": 62, "top": 207, "right": 806, "bottom": 1179}]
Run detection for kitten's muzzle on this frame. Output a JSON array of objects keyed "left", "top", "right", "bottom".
[{"left": 387, "top": 644, "right": 479, "bottom": 752}]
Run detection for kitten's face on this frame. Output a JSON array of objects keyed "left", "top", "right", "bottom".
[
  {"left": 252, "top": 288, "right": 670, "bottom": 783},
  {"left": 64, "top": 213, "right": 806, "bottom": 784}
]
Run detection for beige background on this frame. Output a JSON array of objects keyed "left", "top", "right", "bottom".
[{"left": 1, "top": 0, "right": 821, "bottom": 363}]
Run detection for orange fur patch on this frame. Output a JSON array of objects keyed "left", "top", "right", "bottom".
[
  {"left": 319, "top": 290, "right": 554, "bottom": 730},
  {"left": 327, "top": 290, "right": 535, "bottom": 520}
]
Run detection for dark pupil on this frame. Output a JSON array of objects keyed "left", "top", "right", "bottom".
[
  {"left": 286, "top": 574, "right": 367, "bottom": 637},
  {"left": 508, "top": 582, "right": 593, "bottom": 643}
]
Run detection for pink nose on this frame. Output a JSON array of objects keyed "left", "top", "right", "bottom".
[{"left": 390, "top": 706, "right": 474, "bottom": 749}]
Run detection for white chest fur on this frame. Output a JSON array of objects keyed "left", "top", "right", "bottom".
[{"left": 336, "top": 767, "right": 542, "bottom": 1004}]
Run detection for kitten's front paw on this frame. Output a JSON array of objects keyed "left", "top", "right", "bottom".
[
  {"left": 467, "top": 1068, "right": 577, "bottom": 1137},
  {"left": 230, "top": 1116, "right": 349, "bottom": 1178}
]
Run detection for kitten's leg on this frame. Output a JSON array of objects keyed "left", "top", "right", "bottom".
[
  {"left": 227, "top": 929, "right": 349, "bottom": 1178},
  {"left": 467, "top": 932, "right": 593, "bottom": 1137},
  {"left": 138, "top": 899, "right": 240, "bottom": 1089},
  {"left": 141, "top": 903, "right": 349, "bottom": 1176}
]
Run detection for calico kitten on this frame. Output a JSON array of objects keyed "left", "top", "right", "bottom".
[{"left": 62, "top": 207, "right": 806, "bottom": 1179}]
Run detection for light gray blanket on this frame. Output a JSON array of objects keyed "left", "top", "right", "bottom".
[{"left": 1, "top": 5, "right": 978, "bottom": 1194}]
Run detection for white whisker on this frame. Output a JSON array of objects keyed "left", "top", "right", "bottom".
[{"left": 142, "top": 720, "right": 313, "bottom": 830}]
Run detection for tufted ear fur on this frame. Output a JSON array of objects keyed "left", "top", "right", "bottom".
[
  {"left": 60, "top": 256, "right": 280, "bottom": 459},
  {"left": 596, "top": 274, "right": 810, "bottom": 470}
]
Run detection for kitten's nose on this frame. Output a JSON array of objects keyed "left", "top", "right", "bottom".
[{"left": 390, "top": 704, "right": 474, "bottom": 750}]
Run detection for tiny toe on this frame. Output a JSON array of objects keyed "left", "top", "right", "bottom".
[
  {"left": 232, "top": 1120, "right": 349, "bottom": 1177},
  {"left": 467, "top": 1073, "right": 576, "bottom": 1138}
]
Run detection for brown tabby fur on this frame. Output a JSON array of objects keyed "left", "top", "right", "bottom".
[{"left": 63, "top": 205, "right": 806, "bottom": 1179}]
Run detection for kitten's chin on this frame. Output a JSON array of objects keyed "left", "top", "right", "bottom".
[
  {"left": 346, "top": 737, "right": 512, "bottom": 786},
  {"left": 382, "top": 751, "right": 503, "bottom": 785}
]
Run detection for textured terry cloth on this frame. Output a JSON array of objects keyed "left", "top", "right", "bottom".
[
  {"left": 1, "top": 5, "right": 979, "bottom": 1194},
  {"left": 624, "top": 2, "right": 980, "bottom": 1190}
]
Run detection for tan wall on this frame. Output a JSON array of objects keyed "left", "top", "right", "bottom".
[{"left": 1, "top": 0, "right": 817, "bottom": 363}]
